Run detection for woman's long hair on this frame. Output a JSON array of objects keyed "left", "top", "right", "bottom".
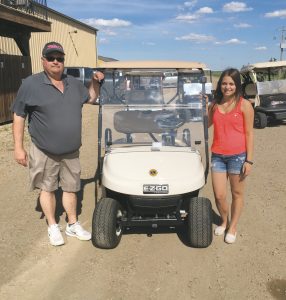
[{"left": 214, "top": 68, "right": 242, "bottom": 104}]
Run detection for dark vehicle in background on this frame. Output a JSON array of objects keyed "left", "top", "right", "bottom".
[
  {"left": 64, "top": 67, "right": 94, "bottom": 88},
  {"left": 241, "top": 61, "right": 286, "bottom": 128}
]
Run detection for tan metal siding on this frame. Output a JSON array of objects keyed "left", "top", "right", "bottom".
[
  {"left": 1, "top": 9, "right": 98, "bottom": 74},
  {"left": 0, "top": 37, "right": 22, "bottom": 55},
  {"left": 30, "top": 10, "right": 97, "bottom": 73}
]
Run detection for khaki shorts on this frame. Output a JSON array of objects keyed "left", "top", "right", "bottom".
[{"left": 29, "top": 143, "right": 81, "bottom": 192}]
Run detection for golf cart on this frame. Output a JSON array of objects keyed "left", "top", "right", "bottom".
[
  {"left": 92, "top": 61, "right": 213, "bottom": 249},
  {"left": 241, "top": 61, "right": 286, "bottom": 128}
]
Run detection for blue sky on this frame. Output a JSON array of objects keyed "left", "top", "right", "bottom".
[{"left": 48, "top": 0, "right": 286, "bottom": 70}]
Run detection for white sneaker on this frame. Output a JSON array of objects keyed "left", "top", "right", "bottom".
[
  {"left": 48, "top": 224, "right": 65, "bottom": 246},
  {"left": 65, "top": 221, "right": 91, "bottom": 241}
]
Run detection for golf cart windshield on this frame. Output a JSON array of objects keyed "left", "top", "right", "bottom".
[
  {"left": 99, "top": 66, "right": 210, "bottom": 153},
  {"left": 254, "top": 66, "right": 286, "bottom": 95},
  {"left": 241, "top": 63, "right": 286, "bottom": 96}
]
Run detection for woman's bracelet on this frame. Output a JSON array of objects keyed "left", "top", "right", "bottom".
[{"left": 245, "top": 159, "right": 254, "bottom": 165}]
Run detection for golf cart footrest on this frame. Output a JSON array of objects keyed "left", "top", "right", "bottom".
[{"left": 121, "top": 217, "right": 184, "bottom": 227}]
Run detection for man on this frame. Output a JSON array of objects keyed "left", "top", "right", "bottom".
[{"left": 12, "top": 41, "right": 104, "bottom": 246}]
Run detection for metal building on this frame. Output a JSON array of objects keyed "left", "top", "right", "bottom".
[
  {"left": 0, "top": 0, "right": 98, "bottom": 123},
  {"left": 29, "top": 7, "right": 98, "bottom": 72}
]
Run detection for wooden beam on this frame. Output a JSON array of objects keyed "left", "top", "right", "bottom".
[{"left": 14, "top": 32, "right": 31, "bottom": 56}]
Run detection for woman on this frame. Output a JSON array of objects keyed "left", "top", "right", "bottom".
[{"left": 208, "top": 68, "right": 254, "bottom": 244}]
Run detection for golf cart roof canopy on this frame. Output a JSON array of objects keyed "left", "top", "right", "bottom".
[
  {"left": 241, "top": 60, "right": 286, "bottom": 73},
  {"left": 99, "top": 60, "right": 207, "bottom": 70}
]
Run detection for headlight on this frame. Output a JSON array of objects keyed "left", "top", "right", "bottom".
[{"left": 271, "top": 100, "right": 284, "bottom": 105}]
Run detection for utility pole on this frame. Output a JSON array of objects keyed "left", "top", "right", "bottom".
[{"left": 279, "top": 27, "right": 286, "bottom": 61}]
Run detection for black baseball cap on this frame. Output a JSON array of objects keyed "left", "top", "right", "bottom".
[{"left": 42, "top": 42, "right": 65, "bottom": 56}]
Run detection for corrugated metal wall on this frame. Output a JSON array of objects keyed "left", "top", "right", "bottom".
[
  {"left": 0, "top": 8, "right": 98, "bottom": 74},
  {"left": 0, "top": 6, "right": 98, "bottom": 122},
  {"left": 0, "top": 37, "right": 22, "bottom": 56},
  {"left": 31, "top": 9, "right": 98, "bottom": 73}
]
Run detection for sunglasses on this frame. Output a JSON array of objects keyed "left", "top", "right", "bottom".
[{"left": 44, "top": 56, "right": 65, "bottom": 63}]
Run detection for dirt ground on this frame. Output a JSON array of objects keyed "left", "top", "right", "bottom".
[{"left": 0, "top": 105, "right": 286, "bottom": 300}]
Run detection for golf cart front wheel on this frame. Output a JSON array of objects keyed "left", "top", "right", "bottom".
[
  {"left": 254, "top": 112, "right": 267, "bottom": 129},
  {"left": 188, "top": 197, "right": 213, "bottom": 248},
  {"left": 92, "top": 197, "right": 123, "bottom": 249}
]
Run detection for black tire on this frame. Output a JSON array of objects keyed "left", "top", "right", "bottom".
[
  {"left": 254, "top": 112, "right": 267, "bottom": 129},
  {"left": 188, "top": 197, "right": 213, "bottom": 248},
  {"left": 92, "top": 197, "right": 123, "bottom": 249}
]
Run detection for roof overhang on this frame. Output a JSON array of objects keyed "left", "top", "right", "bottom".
[
  {"left": 241, "top": 61, "right": 286, "bottom": 73},
  {"left": 0, "top": 4, "right": 51, "bottom": 35},
  {"left": 99, "top": 60, "right": 207, "bottom": 70}
]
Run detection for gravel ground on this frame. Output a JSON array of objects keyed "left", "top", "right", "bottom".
[{"left": 0, "top": 105, "right": 285, "bottom": 300}]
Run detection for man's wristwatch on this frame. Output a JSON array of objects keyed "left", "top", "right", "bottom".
[{"left": 245, "top": 159, "right": 254, "bottom": 165}]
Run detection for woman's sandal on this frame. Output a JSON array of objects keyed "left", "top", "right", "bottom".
[
  {"left": 214, "top": 226, "right": 226, "bottom": 236},
  {"left": 225, "top": 232, "right": 237, "bottom": 244}
]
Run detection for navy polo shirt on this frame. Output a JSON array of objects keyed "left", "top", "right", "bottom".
[{"left": 12, "top": 71, "right": 89, "bottom": 155}]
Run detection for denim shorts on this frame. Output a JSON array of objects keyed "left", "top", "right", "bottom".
[{"left": 211, "top": 152, "right": 246, "bottom": 175}]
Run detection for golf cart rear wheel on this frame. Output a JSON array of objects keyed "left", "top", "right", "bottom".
[
  {"left": 92, "top": 197, "right": 123, "bottom": 249},
  {"left": 254, "top": 112, "right": 267, "bottom": 129},
  {"left": 188, "top": 197, "right": 213, "bottom": 248}
]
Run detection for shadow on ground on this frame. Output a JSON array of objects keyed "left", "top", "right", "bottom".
[
  {"left": 35, "top": 177, "right": 96, "bottom": 223},
  {"left": 112, "top": 209, "right": 221, "bottom": 249},
  {"left": 267, "top": 279, "right": 286, "bottom": 300}
]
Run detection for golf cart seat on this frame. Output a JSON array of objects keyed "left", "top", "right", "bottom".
[
  {"left": 126, "top": 89, "right": 164, "bottom": 105},
  {"left": 114, "top": 110, "right": 184, "bottom": 134},
  {"left": 244, "top": 83, "right": 257, "bottom": 97}
]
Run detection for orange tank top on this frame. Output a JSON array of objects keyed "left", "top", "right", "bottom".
[{"left": 211, "top": 97, "right": 246, "bottom": 155}]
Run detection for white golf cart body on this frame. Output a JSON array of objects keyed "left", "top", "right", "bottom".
[
  {"left": 240, "top": 61, "right": 286, "bottom": 128},
  {"left": 92, "top": 61, "right": 213, "bottom": 249},
  {"left": 103, "top": 147, "right": 204, "bottom": 195}
]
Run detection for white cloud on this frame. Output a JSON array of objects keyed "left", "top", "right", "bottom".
[
  {"left": 98, "top": 38, "right": 109, "bottom": 44},
  {"left": 255, "top": 46, "right": 267, "bottom": 50},
  {"left": 265, "top": 10, "right": 286, "bottom": 18},
  {"left": 223, "top": 2, "right": 253, "bottom": 13},
  {"left": 175, "top": 5, "right": 213, "bottom": 22},
  {"left": 184, "top": 1, "right": 197, "bottom": 8},
  {"left": 81, "top": 18, "right": 132, "bottom": 28},
  {"left": 175, "top": 33, "right": 215, "bottom": 43},
  {"left": 196, "top": 7, "right": 213, "bottom": 14},
  {"left": 175, "top": 14, "right": 199, "bottom": 22},
  {"left": 234, "top": 23, "right": 252, "bottom": 28},
  {"left": 225, "top": 38, "right": 246, "bottom": 44},
  {"left": 103, "top": 29, "right": 117, "bottom": 36},
  {"left": 178, "top": 1, "right": 197, "bottom": 12},
  {"left": 216, "top": 38, "right": 246, "bottom": 45},
  {"left": 142, "top": 42, "right": 156, "bottom": 46}
]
